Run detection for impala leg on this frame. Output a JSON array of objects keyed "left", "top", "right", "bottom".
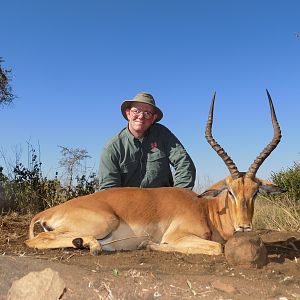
[
  {"left": 147, "top": 235, "right": 223, "bottom": 255},
  {"left": 25, "top": 231, "right": 102, "bottom": 256},
  {"left": 72, "top": 236, "right": 102, "bottom": 256},
  {"left": 25, "top": 231, "right": 77, "bottom": 249}
]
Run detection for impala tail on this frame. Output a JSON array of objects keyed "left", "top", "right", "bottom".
[{"left": 28, "top": 211, "right": 45, "bottom": 239}]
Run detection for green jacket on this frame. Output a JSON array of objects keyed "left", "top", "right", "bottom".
[{"left": 98, "top": 123, "right": 196, "bottom": 190}]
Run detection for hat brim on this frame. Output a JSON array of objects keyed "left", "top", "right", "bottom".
[{"left": 121, "top": 100, "right": 163, "bottom": 122}]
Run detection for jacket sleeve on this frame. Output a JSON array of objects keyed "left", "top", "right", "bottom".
[
  {"left": 98, "top": 145, "right": 121, "bottom": 190},
  {"left": 167, "top": 131, "right": 196, "bottom": 189}
]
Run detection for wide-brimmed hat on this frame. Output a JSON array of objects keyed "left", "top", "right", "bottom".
[{"left": 121, "top": 92, "right": 163, "bottom": 122}]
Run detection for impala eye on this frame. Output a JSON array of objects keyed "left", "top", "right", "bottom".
[{"left": 227, "top": 190, "right": 234, "bottom": 198}]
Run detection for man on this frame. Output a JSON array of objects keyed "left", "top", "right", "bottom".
[{"left": 98, "top": 92, "right": 196, "bottom": 190}]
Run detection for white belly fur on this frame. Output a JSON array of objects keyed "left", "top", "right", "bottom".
[{"left": 99, "top": 221, "right": 161, "bottom": 251}]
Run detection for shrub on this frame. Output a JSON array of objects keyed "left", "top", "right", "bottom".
[
  {"left": 271, "top": 162, "right": 300, "bottom": 202},
  {"left": 68, "top": 173, "right": 99, "bottom": 199},
  {"left": 0, "top": 152, "right": 62, "bottom": 213},
  {"left": 0, "top": 149, "right": 99, "bottom": 214}
]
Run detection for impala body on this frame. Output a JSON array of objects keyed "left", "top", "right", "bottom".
[{"left": 25, "top": 91, "right": 285, "bottom": 255}]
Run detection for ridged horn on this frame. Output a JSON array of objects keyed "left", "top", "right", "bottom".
[
  {"left": 246, "top": 90, "right": 282, "bottom": 179},
  {"left": 205, "top": 93, "right": 241, "bottom": 179}
]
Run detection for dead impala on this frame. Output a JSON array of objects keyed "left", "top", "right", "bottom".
[{"left": 25, "top": 90, "right": 285, "bottom": 255}]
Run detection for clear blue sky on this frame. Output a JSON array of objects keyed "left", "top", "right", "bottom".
[{"left": 1, "top": 0, "right": 299, "bottom": 187}]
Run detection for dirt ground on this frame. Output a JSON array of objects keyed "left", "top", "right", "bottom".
[{"left": 1, "top": 214, "right": 300, "bottom": 300}]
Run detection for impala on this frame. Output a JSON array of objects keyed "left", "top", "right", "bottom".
[{"left": 25, "top": 90, "right": 285, "bottom": 256}]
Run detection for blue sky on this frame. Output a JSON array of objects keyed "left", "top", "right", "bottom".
[{"left": 1, "top": 0, "right": 299, "bottom": 188}]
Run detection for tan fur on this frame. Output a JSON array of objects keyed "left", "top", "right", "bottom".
[{"left": 25, "top": 177, "right": 282, "bottom": 256}]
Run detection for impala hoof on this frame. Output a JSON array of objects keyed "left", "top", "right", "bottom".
[
  {"left": 90, "top": 245, "right": 102, "bottom": 256},
  {"left": 72, "top": 238, "right": 83, "bottom": 248}
]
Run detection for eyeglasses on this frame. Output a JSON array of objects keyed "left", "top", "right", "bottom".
[{"left": 130, "top": 107, "right": 154, "bottom": 120}]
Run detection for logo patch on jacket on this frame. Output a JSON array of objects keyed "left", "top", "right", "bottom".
[{"left": 150, "top": 142, "right": 158, "bottom": 151}]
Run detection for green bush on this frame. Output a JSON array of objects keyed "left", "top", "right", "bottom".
[
  {"left": 0, "top": 152, "right": 61, "bottom": 213},
  {"left": 69, "top": 173, "right": 99, "bottom": 199},
  {"left": 0, "top": 150, "right": 99, "bottom": 214},
  {"left": 271, "top": 162, "right": 300, "bottom": 202}
]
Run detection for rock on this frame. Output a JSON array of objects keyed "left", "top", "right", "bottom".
[
  {"left": 7, "top": 268, "right": 66, "bottom": 300},
  {"left": 224, "top": 233, "right": 267, "bottom": 268}
]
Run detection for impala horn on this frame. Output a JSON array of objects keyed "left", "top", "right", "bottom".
[
  {"left": 246, "top": 90, "right": 282, "bottom": 179},
  {"left": 205, "top": 93, "right": 241, "bottom": 179}
]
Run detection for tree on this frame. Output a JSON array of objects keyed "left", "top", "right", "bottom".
[
  {"left": 58, "top": 145, "right": 91, "bottom": 190},
  {"left": 0, "top": 57, "right": 15, "bottom": 106}
]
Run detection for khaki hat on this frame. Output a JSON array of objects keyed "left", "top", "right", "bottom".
[{"left": 121, "top": 92, "right": 163, "bottom": 122}]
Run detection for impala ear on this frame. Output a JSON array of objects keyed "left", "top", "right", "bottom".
[
  {"left": 258, "top": 179, "right": 287, "bottom": 195},
  {"left": 199, "top": 179, "right": 227, "bottom": 199},
  {"left": 199, "top": 188, "right": 227, "bottom": 199}
]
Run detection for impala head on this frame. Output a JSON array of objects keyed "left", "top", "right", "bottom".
[{"left": 201, "top": 90, "right": 285, "bottom": 232}]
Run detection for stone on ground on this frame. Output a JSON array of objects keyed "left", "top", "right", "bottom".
[
  {"left": 7, "top": 267, "right": 65, "bottom": 300},
  {"left": 224, "top": 233, "right": 267, "bottom": 268}
]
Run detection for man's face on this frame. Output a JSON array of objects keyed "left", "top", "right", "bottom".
[{"left": 125, "top": 102, "right": 157, "bottom": 137}]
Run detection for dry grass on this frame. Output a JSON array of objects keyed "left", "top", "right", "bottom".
[{"left": 253, "top": 194, "right": 300, "bottom": 232}]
